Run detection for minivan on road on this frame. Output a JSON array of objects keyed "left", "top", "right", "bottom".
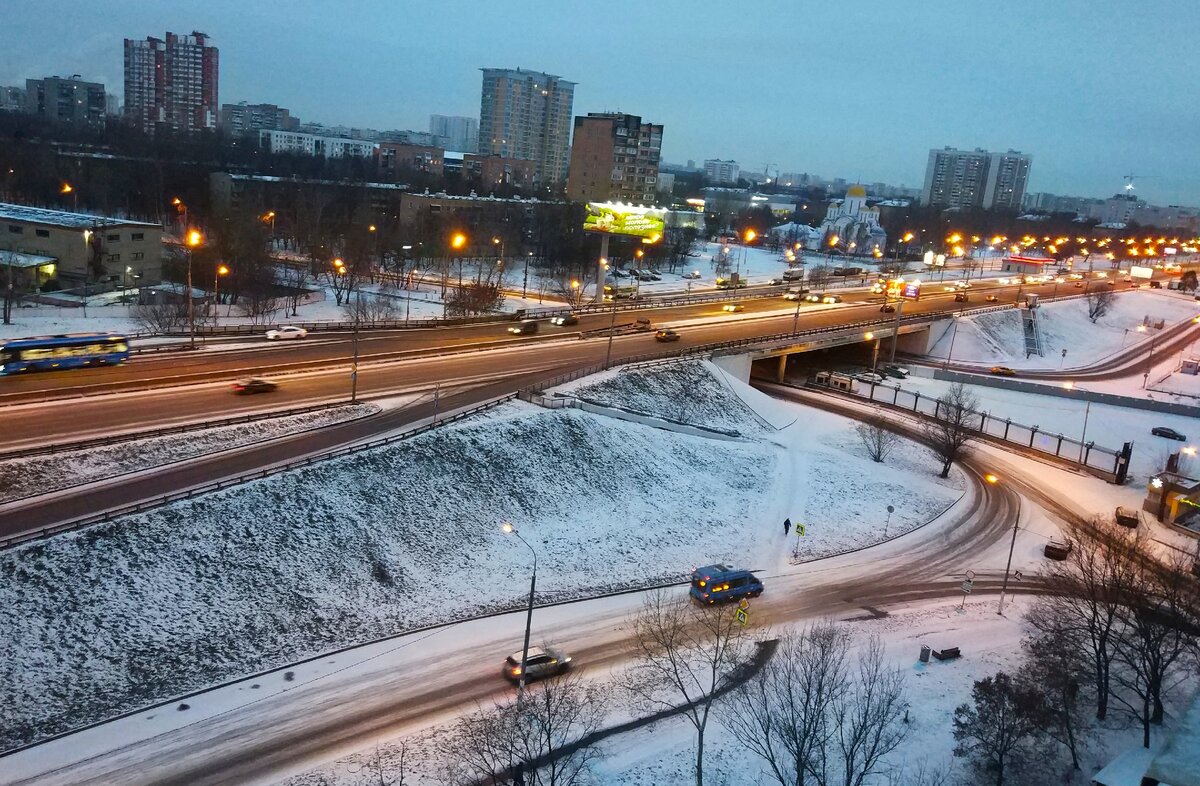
[{"left": 689, "top": 564, "right": 763, "bottom": 604}]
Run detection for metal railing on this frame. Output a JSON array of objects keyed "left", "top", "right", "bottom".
[
  {"left": 0, "top": 395, "right": 515, "bottom": 551},
  {"left": 0, "top": 402, "right": 350, "bottom": 462},
  {"left": 805, "top": 377, "right": 1125, "bottom": 479}
]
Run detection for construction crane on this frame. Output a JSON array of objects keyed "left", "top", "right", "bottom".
[{"left": 1122, "top": 173, "right": 1156, "bottom": 192}]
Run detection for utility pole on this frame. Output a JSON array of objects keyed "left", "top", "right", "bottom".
[
  {"left": 604, "top": 304, "right": 618, "bottom": 369},
  {"left": 351, "top": 288, "right": 360, "bottom": 403}
]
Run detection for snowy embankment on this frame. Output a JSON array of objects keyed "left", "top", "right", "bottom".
[
  {"left": 0, "top": 404, "right": 380, "bottom": 504},
  {"left": 927, "top": 290, "right": 1199, "bottom": 369},
  {"left": 0, "top": 360, "right": 962, "bottom": 751}
]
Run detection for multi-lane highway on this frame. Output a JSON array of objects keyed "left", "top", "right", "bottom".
[{"left": 0, "top": 276, "right": 1165, "bottom": 448}]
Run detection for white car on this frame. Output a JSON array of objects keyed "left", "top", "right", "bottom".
[
  {"left": 856, "top": 372, "right": 885, "bottom": 384},
  {"left": 266, "top": 326, "right": 308, "bottom": 341}
]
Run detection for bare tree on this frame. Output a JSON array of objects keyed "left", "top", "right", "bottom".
[
  {"left": 278, "top": 261, "right": 311, "bottom": 318},
  {"left": 725, "top": 625, "right": 908, "bottom": 786},
  {"left": 952, "top": 672, "right": 1046, "bottom": 786},
  {"left": 922, "top": 382, "right": 978, "bottom": 478},
  {"left": 345, "top": 293, "right": 399, "bottom": 325},
  {"left": 444, "top": 281, "right": 505, "bottom": 316},
  {"left": 1085, "top": 289, "right": 1114, "bottom": 322},
  {"left": 1112, "top": 549, "right": 1198, "bottom": 748},
  {"left": 1018, "top": 625, "right": 1092, "bottom": 770},
  {"left": 855, "top": 415, "right": 900, "bottom": 464},
  {"left": 808, "top": 263, "right": 832, "bottom": 290},
  {"left": 626, "top": 590, "right": 750, "bottom": 786},
  {"left": 1030, "top": 517, "right": 1142, "bottom": 722},
  {"left": 130, "top": 300, "right": 188, "bottom": 333},
  {"left": 440, "top": 673, "right": 604, "bottom": 786}
]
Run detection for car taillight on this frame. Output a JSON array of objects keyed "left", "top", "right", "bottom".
[
  {"left": 698, "top": 580, "right": 706, "bottom": 588},
  {"left": 511, "top": 667, "right": 522, "bottom": 675}
]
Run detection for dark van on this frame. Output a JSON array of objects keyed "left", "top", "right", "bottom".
[{"left": 689, "top": 564, "right": 763, "bottom": 604}]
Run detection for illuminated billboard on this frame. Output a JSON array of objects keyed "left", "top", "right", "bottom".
[
  {"left": 901, "top": 281, "right": 921, "bottom": 300},
  {"left": 583, "top": 202, "right": 666, "bottom": 239},
  {"left": 1130, "top": 265, "right": 1154, "bottom": 279}
]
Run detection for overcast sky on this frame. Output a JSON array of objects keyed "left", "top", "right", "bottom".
[{"left": 3, "top": 0, "right": 1199, "bottom": 205}]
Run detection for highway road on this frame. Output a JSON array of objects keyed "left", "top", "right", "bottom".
[
  {"left": 0, "top": 276, "right": 1161, "bottom": 447},
  {"left": 1, "top": 434, "right": 1047, "bottom": 786}
]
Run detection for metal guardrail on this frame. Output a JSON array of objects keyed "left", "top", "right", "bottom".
[
  {"left": 0, "top": 395, "right": 515, "bottom": 551},
  {"left": 0, "top": 402, "right": 348, "bottom": 462}
]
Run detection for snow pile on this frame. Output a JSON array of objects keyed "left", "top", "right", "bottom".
[
  {"left": 0, "top": 401, "right": 776, "bottom": 749},
  {"left": 0, "top": 404, "right": 380, "bottom": 503},
  {"left": 929, "top": 291, "right": 1200, "bottom": 369},
  {"left": 557, "top": 359, "right": 773, "bottom": 435}
]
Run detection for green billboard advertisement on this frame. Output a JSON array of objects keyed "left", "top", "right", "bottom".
[{"left": 583, "top": 202, "right": 665, "bottom": 239}]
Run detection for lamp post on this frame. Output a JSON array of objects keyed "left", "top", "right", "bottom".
[
  {"left": 604, "top": 303, "right": 618, "bottom": 369},
  {"left": 523, "top": 251, "right": 533, "bottom": 299},
  {"left": 501, "top": 522, "right": 538, "bottom": 695},
  {"left": 986, "top": 474, "right": 1022, "bottom": 615},
  {"left": 213, "top": 264, "right": 229, "bottom": 325},
  {"left": 1063, "top": 382, "right": 1092, "bottom": 463},
  {"left": 61, "top": 182, "right": 77, "bottom": 212},
  {"left": 451, "top": 232, "right": 468, "bottom": 288},
  {"left": 185, "top": 229, "right": 203, "bottom": 350},
  {"left": 351, "top": 286, "right": 360, "bottom": 404},
  {"left": 1142, "top": 328, "right": 1159, "bottom": 389},
  {"left": 570, "top": 279, "right": 581, "bottom": 308}
]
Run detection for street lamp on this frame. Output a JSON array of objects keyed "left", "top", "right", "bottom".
[
  {"left": 213, "top": 264, "right": 229, "bottom": 325},
  {"left": 185, "top": 229, "right": 203, "bottom": 350},
  {"left": 570, "top": 279, "right": 581, "bottom": 307},
  {"left": 501, "top": 522, "right": 538, "bottom": 695},
  {"left": 61, "top": 182, "right": 77, "bottom": 212},
  {"left": 451, "top": 232, "right": 468, "bottom": 287},
  {"left": 523, "top": 251, "right": 533, "bottom": 299},
  {"left": 1062, "top": 382, "right": 1093, "bottom": 462},
  {"left": 986, "top": 474, "right": 1022, "bottom": 616}
]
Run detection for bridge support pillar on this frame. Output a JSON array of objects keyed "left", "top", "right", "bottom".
[{"left": 776, "top": 353, "right": 788, "bottom": 383}]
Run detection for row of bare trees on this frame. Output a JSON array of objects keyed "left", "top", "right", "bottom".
[{"left": 952, "top": 518, "right": 1200, "bottom": 785}]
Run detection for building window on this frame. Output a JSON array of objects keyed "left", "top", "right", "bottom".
[
  {"left": 106, "top": 253, "right": 120, "bottom": 262},
  {"left": 106, "top": 233, "right": 120, "bottom": 242},
  {"left": 132, "top": 232, "right": 144, "bottom": 241},
  {"left": 36, "top": 229, "right": 50, "bottom": 238},
  {"left": 131, "top": 252, "right": 144, "bottom": 261},
  {"left": 7, "top": 225, "right": 22, "bottom": 234}
]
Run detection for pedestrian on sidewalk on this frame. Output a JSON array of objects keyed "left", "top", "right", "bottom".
[{"left": 783, "top": 517, "right": 791, "bottom": 536}]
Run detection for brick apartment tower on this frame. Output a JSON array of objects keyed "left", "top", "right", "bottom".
[
  {"left": 566, "top": 113, "right": 663, "bottom": 204},
  {"left": 124, "top": 31, "right": 218, "bottom": 135}
]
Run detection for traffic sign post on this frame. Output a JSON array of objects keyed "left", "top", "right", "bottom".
[
  {"left": 885, "top": 504, "right": 894, "bottom": 538},
  {"left": 958, "top": 570, "right": 975, "bottom": 612},
  {"left": 735, "top": 607, "right": 748, "bottom": 627}
]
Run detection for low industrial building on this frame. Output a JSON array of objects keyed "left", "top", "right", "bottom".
[{"left": 0, "top": 203, "right": 162, "bottom": 287}]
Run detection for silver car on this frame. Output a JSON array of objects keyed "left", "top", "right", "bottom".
[{"left": 502, "top": 646, "right": 572, "bottom": 683}]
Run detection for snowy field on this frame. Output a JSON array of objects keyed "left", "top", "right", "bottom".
[
  {"left": 0, "top": 361, "right": 963, "bottom": 751},
  {"left": 282, "top": 597, "right": 1170, "bottom": 786},
  {"left": 927, "top": 290, "right": 1200, "bottom": 370},
  {"left": 0, "top": 403, "right": 379, "bottom": 504}
]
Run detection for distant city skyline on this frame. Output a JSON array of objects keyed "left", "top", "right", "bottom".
[{"left": 2, "top": 0, "right": 1199, "bottom": 205}]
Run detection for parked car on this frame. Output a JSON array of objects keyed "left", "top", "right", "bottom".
[
  {"left": 231, "top": 377, "right": 278, "bottom": 395},
  {"left": 508, "top": 320, "right": 539, "bottom": 336},
  {"left": 655, "top": 328, "right": 681, "bottom": 342},
  {"left": 1044, "top": 539, "right": 1073, "bottom": 561},
  {"left": 856, "top": 372, "right": 885, "bottom": 384},
  {"left": 1151, "top": 426, "right": 1187, "bottom": 441},
  {"left": 610, "top": 269, "right": 631, "bottom": 279},
  {"left": 821, "top": 294, "right": 842, "bottom": 304},
  {"left": 883, "top": 365, "right": 909, "bottom": 378},
  {"left": 265, "top": 325, "right": 308, "bottom": 341},
  {"left": 689, "top": 564, "right": 763, "bottom": 605},
  {"left": 1122, "top": 276, "right": 1133, "bottom": 282},
  {"left": 722, "top": 303, "right": 745, "bottom": 313},
  {"left": 549, "top": 314, "right": 579, "bottom": 326},
  {"left": 766, "top": 277, "right": 786, "bottom": 286},
  {"left": 502, "top": 646, "right": 572, "bottom": 683},
  {"left": 990, "top": 366, "right": 1017, "bottom": 376}
]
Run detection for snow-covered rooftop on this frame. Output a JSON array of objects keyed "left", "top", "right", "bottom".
[
  {"left": 0, "top": 250, "right": 56, "bottom": 268},
  {"left": 0, "top": 203, "right": 161, "bottom": 230}
]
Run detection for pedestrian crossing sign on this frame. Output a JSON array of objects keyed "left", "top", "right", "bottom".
[
  {"left": 797, "top": 523, "right": 806, "bottom": 536},
  {"left": 735, "top": 608, "right": 748, "bottom": 626}
]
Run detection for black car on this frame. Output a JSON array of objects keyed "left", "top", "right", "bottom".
[
  {"left": 1151, "top": 426, "right": 1187, "bottom": 441},
  {"left": 655, "top": 328, "right": 681, "bottom": 342},
  {"left": 880, "top": 304, "right": 896, "bottom": 313},
  {"left": 883, "top": 365, "right": 909, "bottom": 379},
  {"left": 232, "top": 377, "right": 278, "bottom": 394},
  {"left": 549, "top": 314, "right": 579, "bottom": 326}
]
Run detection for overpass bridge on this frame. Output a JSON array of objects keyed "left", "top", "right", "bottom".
[{"left": 708, "top": 312, "right": 954, "bottom": 383}]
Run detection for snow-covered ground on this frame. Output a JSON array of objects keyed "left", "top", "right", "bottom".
[
  {"left": 282, "top": 597, "right": 1169, "bottom": 786},
  {"left": 0, "top": 403, "right": 379, "bottom": 504},
  {"left": 0, "top": 361, "right": 963, "bottom": 751},
  {"left": 927, "top": 290, "right": 1200, "bottom": 370}
]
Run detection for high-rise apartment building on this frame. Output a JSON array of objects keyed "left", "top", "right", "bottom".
[
  {"left": 220, "top": 102, "right": 298, "bottom": 136},
  {"left": 123, "top": 31, "right": 218, "bottom": 135},
  {"left": 921, "top": 147, "right": 1032, "bottom": 210},
  {"left": 24, "top": 76, "right": 107, "bottom": 130},
  {"left": 429, "top": 114, "right": 478, "bottom": 153},
  {"left": 566, "top": 113, "right": 663, "bottom": 204},
  {"left": 704, "top": 159, "right": 741, "bottom": 185},
  {"left": 479, "top": 68, "right": 575, "bottom": 184},
  {"left": 0, "top": 86, "right": 25, "bottom": 112}
]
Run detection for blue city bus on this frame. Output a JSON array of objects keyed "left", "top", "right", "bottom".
[{"left": 0, "top": 333, "right": 131, "bottom": 374}]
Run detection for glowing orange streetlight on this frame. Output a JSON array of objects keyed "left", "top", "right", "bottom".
[
  {"left": 743, "top": 228, "right": 757, "bottom": 243},
  {"left": 186, "top": 229, "right": 203, "bottom": 248},
  {"left": 450, "top": 232, "right": 467, "bottom": 250}
]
